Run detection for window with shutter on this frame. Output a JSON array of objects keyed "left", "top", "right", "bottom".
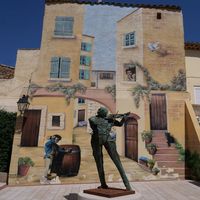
[
  {"left": 80, "top": 55, "right": 91, "bottom": 66},
  {"left": 54, "top": 16, "right": 74, "bottom": 36},
  {"left": 81, "top": 42, "right": 92, "bottom": 52},
  {"left": 50, "top": 57, "right": 71, "bottom": 79},
  {"left": 79, "top": 69, "right": 90, "bottom": 80},
  {"left": 50, "top": 57, "right": 59, "bottom": 78}
]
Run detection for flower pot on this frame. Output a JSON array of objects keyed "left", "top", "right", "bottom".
[
  {"left": 145, "top": 137, "right": 152, "bottom": 144},
  {"left": 18, "top": 165, "right": 30, "bottom": 176},
  {"left": 148, "top": 147, "right": 157, "bottom": 155}
]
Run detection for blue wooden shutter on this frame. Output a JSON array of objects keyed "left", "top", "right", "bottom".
[
  {"left": 86, "top": 43, "right": 92, "bottom": 52},
  {"left": 85, "top": 70, "right": 90, "bottom": 80},
  {"left": 60, "top": 57, "right": 70, "bottom": 78},
  {"left": 85, "top": 56, "right": 91, "bottom": 66},
  {"left": 50, "top": 57, "right": 59, "bottom": 78}
]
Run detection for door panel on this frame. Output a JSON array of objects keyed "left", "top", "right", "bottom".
[
  {"left": 21, "top": 110, "right": 41, "bottom": 147},
  {"left": 78, "top": 109, "right": 85, "bottom": 122},
  {"left": 125, "top": 118, "right": 138, "bottom": 161},
  {"left": 150, "top": 94, "right": 167, "bottom": 130}
]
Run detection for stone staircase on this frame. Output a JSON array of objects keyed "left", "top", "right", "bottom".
[{"left": 152, "top": 130, "right": 186, "bottom": 179}]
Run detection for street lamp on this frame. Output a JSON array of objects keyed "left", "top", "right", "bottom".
[{"left": 17, "top": 95, "right": 30, "bottom": 116}]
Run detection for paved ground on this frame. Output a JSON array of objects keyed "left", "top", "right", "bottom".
[{"left": 0, "top": 180, "right": 200, "bottom": 200}]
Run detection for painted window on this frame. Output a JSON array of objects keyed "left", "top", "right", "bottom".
[
  {"left": 81, "top": 42, "right": 92, "bottom": 52},
  {"left": 79, "top": 69, "right": 90, "bottom": 80},
  {"left": 54, "top": 16, "right": 74, "bottom": 36},
  {"left": 52, "top": 116, "right": 60, "bottom": 127},
  {"left": 124, "top": 32, "right": 135, "bottom": 47},
  {"left": 194, "top": 87, "right": 200, "bottom": 104},
  {"left": 80, "top": 55, "right": 91, "bottom": 66},
  {"left": 99, "top": 72, "right": 113, "bottom": 80},
  {"left": 50, "top": 57, "right": 70, "bottom": 79},
  {"left": 78, "top": 98, "right": 85, "bottom": 104},
  {"left": 47, "top": 113, "right": 65, "bottom": 130},
  {"left": 123, "top": 64, "right": 136, "bottom": 81}
]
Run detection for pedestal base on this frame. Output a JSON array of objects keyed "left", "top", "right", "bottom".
[{"left": 79, "top": 188, "right": 142, "bottom": 200}]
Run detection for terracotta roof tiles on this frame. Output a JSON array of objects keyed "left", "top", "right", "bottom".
[{"left": 185, "top": 42, "right": 200, "bottom": 50}]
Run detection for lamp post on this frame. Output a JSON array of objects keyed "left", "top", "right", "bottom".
[{"left": 17, "top": 95, "right": 30, "bottom": 116}]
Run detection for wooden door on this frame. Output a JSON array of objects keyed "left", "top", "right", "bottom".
[
  {"left": 150, "top": 94, "right": 167, "bottom": 130},
  {"left": 78, "top": 109, "right": 85, "bottom": 122},
  {"left": 21, "top": 109, "right": 41, "bottom": 147},
  {"left": 125, "top": 118, "right": 138, "bottom": 161}
]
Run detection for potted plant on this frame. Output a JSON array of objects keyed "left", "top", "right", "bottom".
[
  {"left": 146, "top": 143, "right": 157, "bottom": 155},
  {"left": 152, "top": 167, "right": 160, "bottom": 175},
  {"left": 18, "top": 157, "right": 35, "bottom": 176},
  {"left": 147, "top": 159, "right": 155, "bottom": 171},
  {"left": 141, "top": 130, "right": 152, "bottom": 144}
]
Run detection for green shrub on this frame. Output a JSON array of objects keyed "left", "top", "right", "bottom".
[{"left": 0, "top": 109, "right": 17, "bottom": 172}]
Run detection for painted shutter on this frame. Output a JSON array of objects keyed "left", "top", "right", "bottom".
[
  {"left": 50, "top": 57, "right": 59, "bottom": 78},
  {"left": 86, "top": 43, "right": 92, "bottom": 52},
  {"left": 60, "top": 57, "right": 70, "bottom": 78},
  {"left": 85, "top": 70, "right": 90, "bottom": 80},
  {"left": 85, "top": 56, "right": 91, "bottom": 66},
  {"left": 54, "top": 16, "right": 74, "bottom": 36}
]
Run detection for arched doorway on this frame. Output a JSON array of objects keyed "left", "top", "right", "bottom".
[{"left": 124, "top": 114, "right": 139, "bottom": 162}]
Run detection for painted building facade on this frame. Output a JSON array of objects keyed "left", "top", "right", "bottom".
[{"left": 7, "top": 1, "right": 200, "bottom": 185}]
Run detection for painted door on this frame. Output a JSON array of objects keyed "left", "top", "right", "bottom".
[
  {"left": 125, "top": 118, "right": 138, "bottom": 161},
  {"left": 78, "top": 109, "right": 85, "bottom": 122},
  {"left": 150, "top": 94, "right": 167, "bottom": 130},
  {"left": 21, "top": 109, "right": 41, "bottom": 146}
]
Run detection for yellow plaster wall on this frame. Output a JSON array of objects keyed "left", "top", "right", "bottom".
[
  {"left": 31, "top": 97, "right": 74, "bottom": 145},
  {"left": 185, "top": 52, "right": 200, "bottom": 104},
  {"left": 32, "top": 3, "right": 85, "bottom": 85},
  {"left": 166, "top": 92, "right": 190, "bottom": 146},
  {"left": 142, "top": 9, "right": 185, "bottom": 84},
  {"left": 185, "top": 100, "right": 200, "bottom": 154}
]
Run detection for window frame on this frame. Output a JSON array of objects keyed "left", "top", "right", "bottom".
[
  {"left": 50, "top": 56, "right": 71, "bottom": 81},
  {"left": 123, "top": 32, "right": 136, "bottom": 48},
  {"left": 54, "top": 16, "right": 74, "bottom": 37}
]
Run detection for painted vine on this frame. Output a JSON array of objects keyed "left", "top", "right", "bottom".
[{"left": 130, "top": 61, "right": 186, "bottom": 108}]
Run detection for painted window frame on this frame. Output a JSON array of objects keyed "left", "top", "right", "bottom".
[
  {"left": 123, "top": 63, "right": 137, "bottom": 82},
  {"left": 79, "top": 69, "right": 90, "bottom": 80},
  {"left": 123, "top": 32, "right": 136, "bottom": 48},
  {"left": 50, "top": 57, "right": 71, "bottom": 81},
  {"left": 99, "top": 72, "right": 114, "bottom": 80},
  {"left": 54, "top": 16, "right": 74, "bottom": 37},
  {"left": 81, "top": 42, "right": 92, "bottom": 52},
  {"left": 80, "top": 55, "right": 91, "bottom": 66},
  {"left": 47, "top": 113, "right": 65, "bottom": 130}
]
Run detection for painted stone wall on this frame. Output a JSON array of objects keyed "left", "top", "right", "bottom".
[{"left": 142, "top": 9, "right": 185, "bottom": 84}]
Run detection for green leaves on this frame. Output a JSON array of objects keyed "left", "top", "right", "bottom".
[
  {"left": 130, "top": 61, "right": 186, "bottom": 108},
  {"left": 0, "top": 109, "right": 16, "bottom": 172}
]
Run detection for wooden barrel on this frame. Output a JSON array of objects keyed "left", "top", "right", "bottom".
[{"left": 51, "top": 144, "right": 81, "bottom": 177}]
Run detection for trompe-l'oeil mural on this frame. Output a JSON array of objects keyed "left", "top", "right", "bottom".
[{"left": 6, "top": 1, "right": 199, "bottom": 190}]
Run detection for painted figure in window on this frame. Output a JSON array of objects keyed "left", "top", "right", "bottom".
[
  {"left": 126, "top": 67, "right": 136, "bottom": 81},
  {"left": 43, "top": 134, "right": 72, "bottom": 181},
  {"left": 89, "top": 107, "right": 132, "bottom": 190}
]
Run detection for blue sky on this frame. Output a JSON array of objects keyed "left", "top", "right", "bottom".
[{"left": 0, "top": 0, "right": 199, "bottom": 67}]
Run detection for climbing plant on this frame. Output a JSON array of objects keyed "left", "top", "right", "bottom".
[
  {"left": 130, "top": 61, "right": 186, "bottom": 107},
  {"left": 105, "top": 84, "right": 116, "bottom": 102},
  {"left": 28, "top": 82, "right": 87, "bottom": 104}
]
